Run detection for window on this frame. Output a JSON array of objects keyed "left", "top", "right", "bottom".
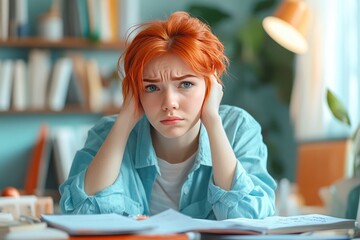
[{"left": 290, "top": 0, "right": 360, "bottom": 141}]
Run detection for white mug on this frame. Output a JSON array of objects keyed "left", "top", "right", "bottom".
[{"left": 38, "top": 13, "right": 63, "bottom": 40}]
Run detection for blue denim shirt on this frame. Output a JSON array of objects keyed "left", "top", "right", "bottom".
[{"left": 59, "top": 105, "right": 276, "bottom": 220}]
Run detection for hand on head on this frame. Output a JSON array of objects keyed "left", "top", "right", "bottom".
[
  {"left": 201, "top": 74, "right": 223, "bottom": 126},
  {"left": 120, "top": 89, "right": 144, "bottom": 126}
]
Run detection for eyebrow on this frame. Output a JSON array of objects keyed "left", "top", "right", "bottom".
[{"left": 143, "top": 74, "right": 197, "bottom": 82}]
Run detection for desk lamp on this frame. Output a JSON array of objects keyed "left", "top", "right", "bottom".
[{"left": 262, "top": 0, "right": 309, "bottom": 54}]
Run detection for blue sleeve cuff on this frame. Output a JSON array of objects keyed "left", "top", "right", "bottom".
[
  {"left": 60, "top": 169, "right": 99, "bottom": 214},
  {"left": 60, "top": 167, "right": 143, "bottom": 215},
  {"left": 208, "top": 162, "right": 255, "bottom": 207}
]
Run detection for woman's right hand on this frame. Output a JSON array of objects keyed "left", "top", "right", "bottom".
[
  {"left": 119, "top": 91, "right": 144, "bottom": 128},
  {"left": 84, "top": 89, "right": 143, "bottom": 195}
]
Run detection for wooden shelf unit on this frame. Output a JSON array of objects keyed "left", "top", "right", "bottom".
[
  {"left": 0, "top": 37, "right": 124, "bottom": 115},
  {"left": 0, "top": 106, "right": 120, "bottom": 115},
  {"left": 0, "top": 37, "right": 126, "bottom": 50}
]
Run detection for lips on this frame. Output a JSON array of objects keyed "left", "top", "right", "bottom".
[{"left": 160, "top": 116, "right": 184, "bottom": 125}]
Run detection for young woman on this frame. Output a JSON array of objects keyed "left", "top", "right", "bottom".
[{"left": 60, "top": 11, "right": 276, "bottom": 220}]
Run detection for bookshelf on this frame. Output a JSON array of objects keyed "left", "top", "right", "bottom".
[
  {"left": 0, "top": 0, "right": 130, "bottom": 193},
  {"left": 0, "top": 38, "right": 126, "bottom": 50},
  {"left": 0, "top": 39, "right": 123, "bottom": 115},
  {"left": 0, "top": 0, "right": 126, "bottom": 115},
  {"left": 0, "top": 105, "right": 120, "bottom": 115}
]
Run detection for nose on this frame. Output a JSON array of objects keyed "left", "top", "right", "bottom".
[{"left": 161, "top": 89, "right": 179, "bottom": 111}]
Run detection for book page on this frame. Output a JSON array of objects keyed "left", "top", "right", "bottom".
[
  {"left": 225, "top": 214, "right": 354, "bottom": 229},
  {"left": 41, "top": 213, "right": 155, "bottom": 235},
  {"left": 41, "top": 210, "right": 356, "bottom": 236}
]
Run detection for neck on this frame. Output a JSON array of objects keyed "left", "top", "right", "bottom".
[{"left": 151, "top": 122, "right": 201, "bottom": 164}]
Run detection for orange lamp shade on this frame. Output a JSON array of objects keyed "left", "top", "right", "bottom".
[{"left": 263, "top": 0, "right": 309, "bottom": 54}]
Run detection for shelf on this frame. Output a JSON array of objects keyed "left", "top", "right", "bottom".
[
  {"left": 0, "top": 37, "right": 126, "bottom": 50},
  {"left": 0, "top": 105, "right": 120, "bottom": 115}
]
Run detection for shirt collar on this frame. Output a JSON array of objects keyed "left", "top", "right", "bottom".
[
  {"left": 134, "top": 116, "right": 158, "bottom": 169},
  {"left": 196, "top": 124, "right": 212, "bottom": 167}
]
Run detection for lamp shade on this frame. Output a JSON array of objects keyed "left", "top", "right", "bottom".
[{"left": 263, "top": 0, "right": 309, "bottom": 54}]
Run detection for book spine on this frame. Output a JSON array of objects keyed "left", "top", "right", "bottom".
[
  {"left": 15, "top": 0, "right": 29, "bottom": 37},
  {"left": 76, "top": 0, "right": 90, "bottom": 38},
  {"left": 0, "top": 0, "right": 9, "bottom": 40},
  {"left": 8, "top": 0, "right": 16, "bottom": 38},
  {"left": 48, "top": 57, "right": 73, "bottom": 111},
  {"left": 0, "top": 60, "right": 14, "bottom": 111},
  {"left": 86, "top": 0, "right": 99, "bottom": 40},
  {"left": 119, "top": 0, "right": 140, "bottom": 39},
  {"left": 28, "top": 50, "right": 51, "bottom": 110},
  {"left": 12, "top": 59, "right": 27, "bottom": 111},
  {"left": 108, "top": 0, "right": 118, "bottom": 40},
  {"left": 98, "top": 0, "right": 111, "bottom": 41},
  {"left": 86, "top": 58, "right": 103, "bottom": 112},
  {"left": 70, "top": 54, "right": 89, "bottom": 108}
]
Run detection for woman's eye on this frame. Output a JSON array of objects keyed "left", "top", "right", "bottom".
[
  {"left": 180, "top": 82, "right": 193, "bottom": 89},
  {"left": 145, "top": 85, "right": 158, "bottom": 92}
]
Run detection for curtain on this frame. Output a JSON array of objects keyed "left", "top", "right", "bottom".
[{"left": 290, "top": 0, "right": 360, "bottom": 141}]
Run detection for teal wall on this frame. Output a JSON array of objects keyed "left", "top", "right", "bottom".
[{"left": 0, "top": 0, "right": 296, "bottom": 190}]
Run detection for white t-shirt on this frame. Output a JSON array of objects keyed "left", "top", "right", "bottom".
[{"left": 150, "top": 152, "right": 196, "bottom": 215}]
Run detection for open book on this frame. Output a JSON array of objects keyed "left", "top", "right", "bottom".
[
  {"left": 219, "top": 214, "right": 356, "bottom": 234},
  {"left": 41, "top": 209, "right": 355, "bottom": 236}
]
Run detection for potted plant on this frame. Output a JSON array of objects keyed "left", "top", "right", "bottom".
[
  {"left": 327, "top": 89, "right": 360, "bottom": 177},
  {"left": 325, "top": 89, "right": 360, "bottom": 219}
]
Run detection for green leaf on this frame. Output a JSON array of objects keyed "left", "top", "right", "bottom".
[
  {"left": 326, "top": 89, "right": 351, "bottom": 126},
  {"left": 237, "top": 17, "right": 265, "bottom": 60},
  {"left": 187, "top": 5, "right": 231, "bottom": 28},
  {"left": 253, "top": 0, "right": 277, "bottom": 15}
]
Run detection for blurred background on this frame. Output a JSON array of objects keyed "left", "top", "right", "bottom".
[{"left": 0, "top": 0, "right": 359, "bottom": 218}]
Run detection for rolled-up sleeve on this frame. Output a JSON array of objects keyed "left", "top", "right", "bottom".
[
  {"left": 59, "top": 116, "right": 143, "bottom": 215},
  {"left": 207, "top": 108, "right": 277, "bottom": 220}
]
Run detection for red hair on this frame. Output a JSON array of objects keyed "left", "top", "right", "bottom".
[{"left": 118, "top": 11, "right": 229, "bottom": 112}]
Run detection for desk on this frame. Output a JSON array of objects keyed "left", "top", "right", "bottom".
[
  {"left": 2, "top": 228, "right": 191, "bottom": 240},
  {"left": 3, "top": 227, "right": 355, "bottom": 240},
  {"left": 69, "top": 234, "right": 190, "bottom": 240}
]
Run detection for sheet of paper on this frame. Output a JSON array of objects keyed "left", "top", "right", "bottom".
[
  {"left": 42, "top": 209, "right": 355, "bottom": 236},
  {"left": 142, "top": 209, "right": 230, "bottom": 234},
  {"left": 200, "top": 233, "right": 352, "bottom": 240},
  {"left": 142, "top": 210, "right": 355, "bottom": 235},
  {"left": 224, "top": 214, "right": 353, "bottom": 230},
  {"left": 0, "top": 213, "right": 14, "bottom": 222},
  {"left": 41, "top": 213, "right": 155, "bottom": 235}
]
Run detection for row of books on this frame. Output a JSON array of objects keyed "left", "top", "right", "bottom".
[
  {"left": 24, "top": 124, "right": 90, "bottom": 197},
  {"left": 0, "top": 0, "right": 29, "bottom": 40},
  {"left": 63, "top": 0, "right": 121, "bottom": 41},
  {"left": 0, "top": 0, "right": 140, "bottom": 41},
  {"left": 0, "top": 50, "right": 123, "bottom": 112}
]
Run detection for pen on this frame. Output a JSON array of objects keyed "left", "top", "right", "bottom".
[
  {"left": 19, "top": 214, "right": 41, "bottom": 224},
  {"left": 122, "top": 212, "right": 148, "bottom": 220},
  {"left": 133, "top": 215, "right": 148, "bottom": 220}
]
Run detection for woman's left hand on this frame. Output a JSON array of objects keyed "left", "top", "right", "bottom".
[{"left": 201, "top": 74, "right": 223, "bottom": 127}]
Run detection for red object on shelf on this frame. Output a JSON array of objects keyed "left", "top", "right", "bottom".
[
  {"left": 24, "top": 124, "right": 49, "bottom": 195},
  {"left": 1, "top": 186, "right": 20, "bottom": 197}
]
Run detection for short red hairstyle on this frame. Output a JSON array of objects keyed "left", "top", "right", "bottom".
[{"left": 118, "top": 11, "right": 229, "bottom": 112}]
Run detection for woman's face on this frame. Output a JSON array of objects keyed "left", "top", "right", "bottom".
[{"left": 140, "top": 54, "right": 206, "bottom": 139}]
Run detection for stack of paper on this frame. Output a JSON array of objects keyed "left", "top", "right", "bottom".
[
  {"left": 41, "top": 213, "right": 154, "bottom": 235},
  {"left": 41, "top": 209, "right": 356, "bottom": 236}
]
